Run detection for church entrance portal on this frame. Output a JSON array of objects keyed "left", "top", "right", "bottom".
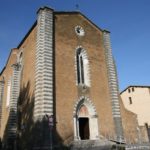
[
  {"left": 74, "top": 98, "right": 99, "bottom": 140},
  {"left": 79, "top": 117, "right": 89, "bottom": 140}
]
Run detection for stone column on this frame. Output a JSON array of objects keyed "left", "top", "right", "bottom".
[
  {"left": 73, "top": 116, "right": 78, "bottom": 140},
  {"left": 103, "top": 30, "right": 124, "bottom": 143},
  {"left": 33, "top": 7, "right": 54, "bottom": 149},
  {"left": 34, "top": 7, "right": 54, "bottom": 120},
  {"left": 0, "top": 79, "right": 4, "bottom": 130},
  {"left": 7, "top": 63, "right": 21, "bottom": 144}
]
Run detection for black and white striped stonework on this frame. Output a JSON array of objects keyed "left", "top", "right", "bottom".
[
  {"left": 34, "top": 7, "right": 54, "bottom": 120},
  {"left": 0, "top": 80, "right": 4, "bottom": 129},
  {"left": 103, "top": 31, "right": 124, "bottom": 142},
  {"left": 8, "top": 64, "right": 21, "bottom": 139}
]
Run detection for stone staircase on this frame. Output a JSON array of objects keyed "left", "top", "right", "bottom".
[{"left": 70, "top": 139, "right": 122, "bottom": 150}]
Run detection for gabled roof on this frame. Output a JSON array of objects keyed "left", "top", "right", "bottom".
[
  {"left": 120, "top": 85, "right": 150, "bottom": 94},
  {"left": 54, "top": 11, "right": 110, "bottom": 33},
  {"left": 18, "top": 7, "right": 109, "bottom": 50},
  {"left": 1, "top": 6, "right": 110, "bottom": 75}
]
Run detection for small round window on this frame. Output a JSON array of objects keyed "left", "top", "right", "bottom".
[{"left": 75, "top": 26, "right": 85, "bottom": 36}]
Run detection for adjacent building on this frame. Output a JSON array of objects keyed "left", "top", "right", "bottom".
[{"left": 121, "top": 86, "right": 150, "bottom": 142}]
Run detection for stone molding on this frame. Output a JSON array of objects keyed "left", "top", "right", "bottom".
[
  {"left": 34, "top": 7, "right": 54, "bottom": 120},
  {"left": 103, "top": 31, "right": 124, "bottom": 142},
  {"left": 73, "top": 96, "right": 97, "bottom": 117},
  {"left": 75, "top": 46, "right": 91, "bottom": 87},
  {"left": 7, "top": 63, "right": 21, "bottom": 139},
  {"left": 0, "top": 80, "right": 4, "bottom": 130}
]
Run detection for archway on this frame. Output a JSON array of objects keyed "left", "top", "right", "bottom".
[
  {"left": 73, "top": 97, "right": 99, "bottom": 140},
  {"left": 78, "top": 105, "right": 90, "bottom": 140}
]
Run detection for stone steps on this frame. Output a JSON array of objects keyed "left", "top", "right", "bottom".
[{"left": 70, "top": 140, "right": 124, "bottom": 150}]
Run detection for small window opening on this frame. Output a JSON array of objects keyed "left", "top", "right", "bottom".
[
  {"left": 132, "top": 87, "right": 134, "bottom": 92},
  {"left": 129, "top": 97, "right": 132, "bottom": 104},
  {"left": 128, "top": 88, "right": 131, "bottom": 93}
]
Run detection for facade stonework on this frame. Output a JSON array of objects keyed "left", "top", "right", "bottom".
[
  {"left": 55, "top": 13, "right": 116, "bottom": 143},
  {"left": 0, "top": 6, "right": 146, "bottom": 150}
]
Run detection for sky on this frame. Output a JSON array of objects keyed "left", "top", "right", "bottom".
[{"left": 0, "top": 0, "right": 150, "bottom": 91}]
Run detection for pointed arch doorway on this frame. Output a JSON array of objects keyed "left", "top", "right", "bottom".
[
  {"left": 73, "top": 97, "right": 99, "bottom": 140},
  {"left": 78, "top": 105, "right": 90, "bottom": 140}
]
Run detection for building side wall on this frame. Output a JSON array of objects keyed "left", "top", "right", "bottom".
[
  {"left": 120, "top": 97, "right": 139, "bottom": 143},
  {"left": 0, "top": 81, "right": 4, "bottom": 132},
  {"left": 139, "top": 126, "right": 149, "bottom": 143},
  {"left": 17, "top": 26, "right": 37, "bottom": 149},
  {"left": 0, "top": 49, "right": 18, "bottom": 139},
  {"left": 0, "top": 25, "right": 37, "bottom": 149},
  {"left": 55, "top": 14, "right": 115, "bottom": 144}
]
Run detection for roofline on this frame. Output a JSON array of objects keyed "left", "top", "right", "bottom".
[
  {"left": 0, "top": 67, "right": 6, "bottom": 76},
  {"left": 17, "top": 12, "right": 81, "bottom": 49},
  {"left": 1, "top": 7, "right": 110, "bottom": 75},
  {"left": 0, "top": 21, "right": 36, "bottom": 75},
  {"left": 37, "top": 6, "right": 54, "bottom": 14},
  {"left": 17, "top": 21, "right": 37, "bottom": 49},
  {"left": 17, "top": 10, "right": 110, "bottom": 50},
  {"left": 18, "top": 6, "right": 54, "bottom": 48},
  {"left": 0, "top": 48, "right": 18, "bottom": 76},
  {"left": 120, "top": 85, "right": 150, "bottom": 94},
  {"left": 54, "top": 11, "right": 110, "bottom": 33}
]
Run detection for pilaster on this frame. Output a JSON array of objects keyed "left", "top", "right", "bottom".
[
  {"left": 7, "top": 63, "right": 21, "bottom": 140},
  {"left": 0, "top": 80, "right": 4, "bottom": 130},
  {"left": 103, "top": 31, "right": 124, "bottom": 143},
  {"left": 34, "top": 7, "right": 54, "bottom": 120}
]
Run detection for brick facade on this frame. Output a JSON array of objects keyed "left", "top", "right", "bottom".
[{"left": 0, "top": 6, "right": 143, "bottom": 150}]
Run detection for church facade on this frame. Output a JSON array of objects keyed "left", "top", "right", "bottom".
[{"left": 0, "top": 6, "right": 143, "bottom": 150}]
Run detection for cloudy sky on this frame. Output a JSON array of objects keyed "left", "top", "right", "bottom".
[{"left": 0, "top": 0, "right": 150, "bottom": 91}]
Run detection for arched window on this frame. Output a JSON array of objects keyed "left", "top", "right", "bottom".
[{"left": 76, "top": 47, "right": 90, "bottom": 87}]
